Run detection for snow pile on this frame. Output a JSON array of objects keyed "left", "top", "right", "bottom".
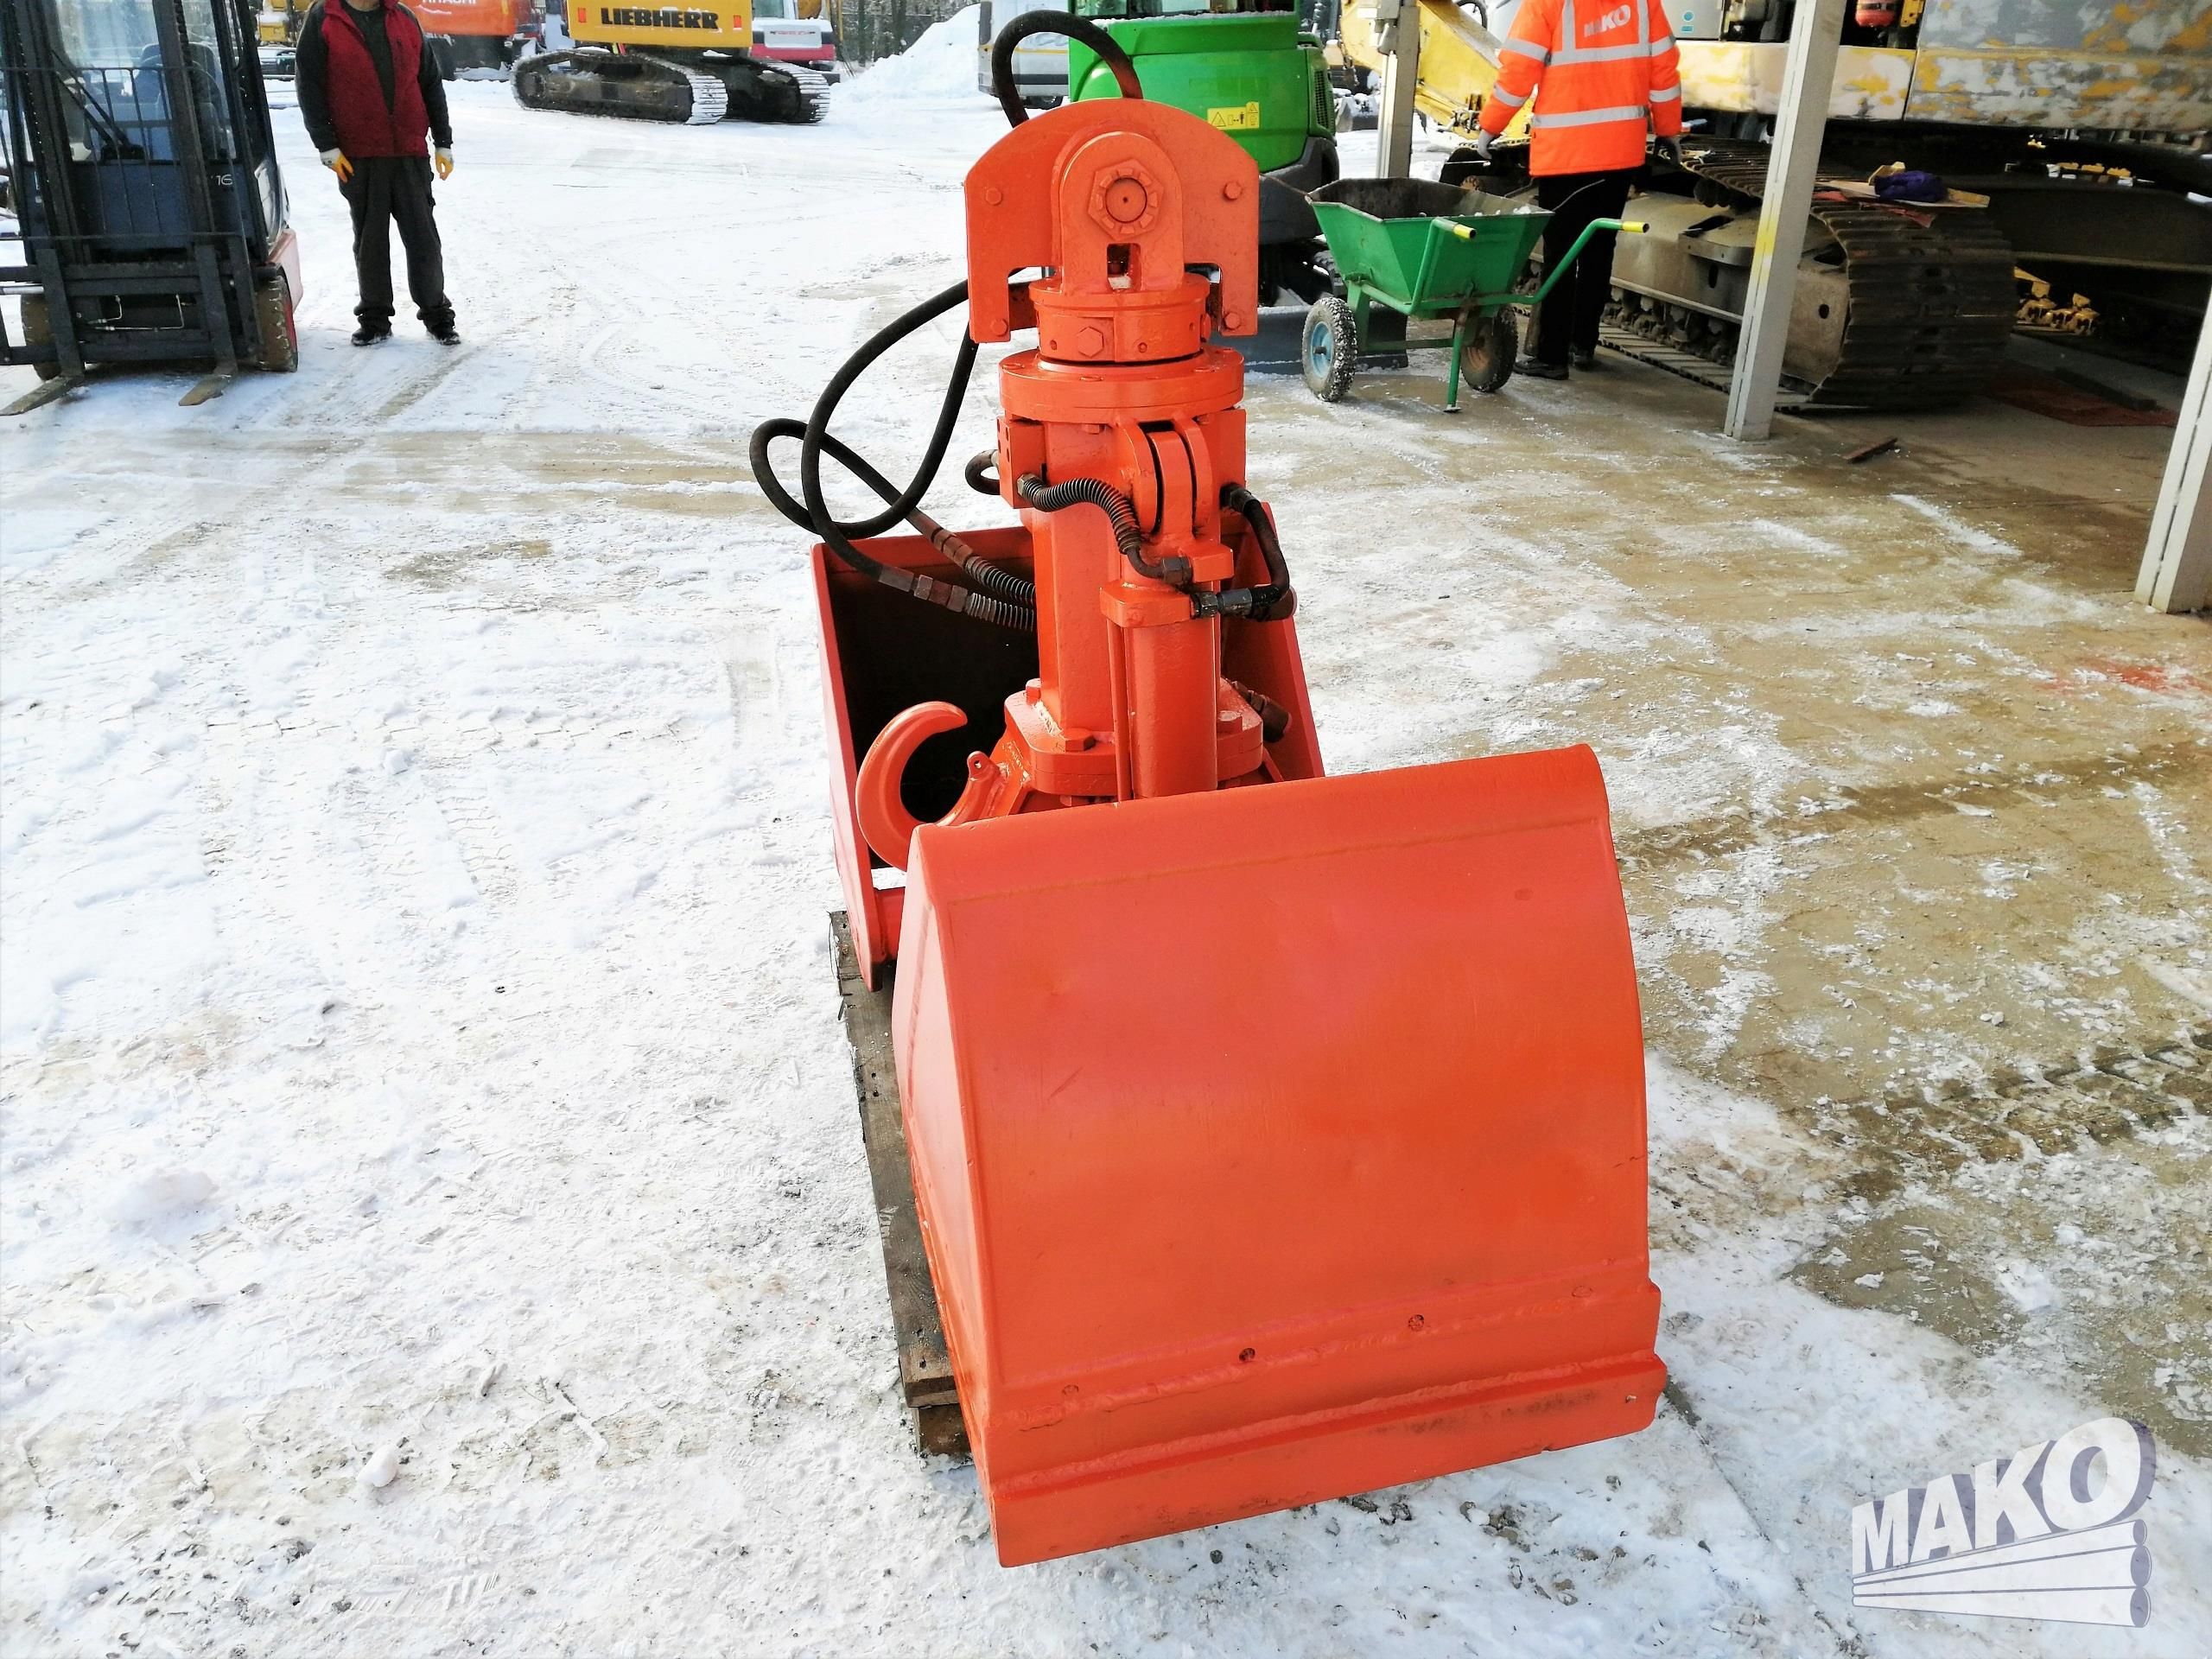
[{"left": 842, "top": 3, "right": 991, "bottom": 103}]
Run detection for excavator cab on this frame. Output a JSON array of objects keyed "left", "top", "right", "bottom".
[{"left": 0, "top": 0, "right": 302, "bottom": 411}]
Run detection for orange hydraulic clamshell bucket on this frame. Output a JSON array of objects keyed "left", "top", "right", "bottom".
[
  {"left": 896, "top": 748, "right": 1662, "bottom": 1564},
  {"left": 763, "top": 22, "right": 1661, "bottom": 1567}
]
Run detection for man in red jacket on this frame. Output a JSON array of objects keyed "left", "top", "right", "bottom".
[{"left": 296, "top": 0, "right": 458, "bottom": 346}]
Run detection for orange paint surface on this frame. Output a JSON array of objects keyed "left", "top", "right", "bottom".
[
  {"left": 805, "top": 92, "right": 1662, "bottom": 1566},
  {"left": 2043, "top": 658, "right": 2212, "bottom": 696}
]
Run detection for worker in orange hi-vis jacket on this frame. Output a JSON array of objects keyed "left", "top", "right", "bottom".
[{"left": 1473, "top": 0, "right": 1681, "bottom": 378}]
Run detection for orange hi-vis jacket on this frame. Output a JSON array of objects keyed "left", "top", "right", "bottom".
[{"left": 1478, "top": 0, "right": 1682, "bottom": 176}]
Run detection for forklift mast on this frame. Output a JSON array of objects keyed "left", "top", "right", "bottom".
[{"left": 0, "top": 0, "right": 303, "bottom": 412}]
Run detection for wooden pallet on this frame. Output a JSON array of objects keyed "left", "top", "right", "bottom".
[{"left": 831, "top": 912, "right": 969, "bottom": 1459}]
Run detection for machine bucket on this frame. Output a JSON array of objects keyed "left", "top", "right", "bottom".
[{"left": 894, "top": 743, "right": 1663, "bottom": 1566}]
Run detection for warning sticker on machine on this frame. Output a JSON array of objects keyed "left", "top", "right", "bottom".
[{"left": 1206, "top": 102, "right": 1261, "bottom": 130}]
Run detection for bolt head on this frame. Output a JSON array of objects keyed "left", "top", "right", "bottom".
[
  {"left": 1104, "top": 177, "right": 1148, "bottom": 223},
  {"left": 1087, "top": 162, "right": 1162, "bottom": 237}
]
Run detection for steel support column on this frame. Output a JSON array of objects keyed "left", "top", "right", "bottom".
[
  {"left": 1722, "top": 0, "right": 1843, "bottom": 441},
  {"left": 1375, "top": 0, "right": 1420, "bottom": 181},
  {"left": 2138, "top": 291, "right": 2212, "bottom": 614}
]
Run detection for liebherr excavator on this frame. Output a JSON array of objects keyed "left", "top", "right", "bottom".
[
  {"left": 512, "top": 0, "right": 827, "bottom": 124},
  {"left": 1341, "top": 0, "right": 2212, "bottom": 407}
]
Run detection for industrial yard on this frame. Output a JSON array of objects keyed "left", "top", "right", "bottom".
[{"left": 3, "top": 10, "right": 2210, "bottom": 1657}]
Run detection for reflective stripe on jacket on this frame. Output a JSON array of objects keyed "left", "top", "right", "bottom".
[{"left": 1478, "top": 0, "right": 1681, "bottom": 176}]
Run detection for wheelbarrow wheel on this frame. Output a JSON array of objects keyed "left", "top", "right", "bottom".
[
  {"left": 1301, "top": 296, "right": 1357, "bottom": 403},
  {"left": 1459, "top": 307, "right": 1517, "bottom": 395}
]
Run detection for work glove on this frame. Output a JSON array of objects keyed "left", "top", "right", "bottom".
[
  {"left": 1472, "top": 130, "right": 1497, "bottom": 161},
  {"left": 435, "top": 146, "right": 454, "bottom": 181},
  {"left": 1655, "top": 134, "right": 1684, "bottom": 166},
  {"left": 321, "top": 147, "right": 353, "bottom": 183}
]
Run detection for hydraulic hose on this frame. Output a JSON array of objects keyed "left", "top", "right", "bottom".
[
  {"left": 1215, "top": 484, "right": 1298, "bottom": 621},
  {"left": 749, "top": 280, "right": 1036, "bottom": 630},
  {"left": 782, "top": 278, "right": 969, "bottom": 541},
  {"left": 1017, "top": 474, "right": 1190, "bottom": 586},
  {"left": 753, "top": 417, "right": 1036, "bottom": 609},
  {"left": 749, "top": 15, "right": 1153, "bottom": 631},
  {"left": 990, "top": 11, "right": 1141, "bottom": 127}
]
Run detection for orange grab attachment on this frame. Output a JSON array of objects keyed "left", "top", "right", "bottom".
[{"left": 784, "top": 83, "right": 1662, "bottom": 1565}]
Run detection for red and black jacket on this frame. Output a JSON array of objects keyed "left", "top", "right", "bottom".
[{"left": 296, "top": 0, "right": 453, "bottom": 160}]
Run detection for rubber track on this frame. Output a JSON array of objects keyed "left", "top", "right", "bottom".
[
  {"left": 779, "top": 63, "right": 831, "bottom": 124},
  {"left": 512, "top": 50, "right": 727, "bottom": 124},
  {"left": 709, "top": 59, "right": 829, "bottom": 124},
  {"left": 1665, "top": 138, "right": 2016, "bottom": 409}
]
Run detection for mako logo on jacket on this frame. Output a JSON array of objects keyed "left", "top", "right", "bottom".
[
  {"left": 1585, "top": 4, "right": 1632, "bottom": 32},
  {"left": 1851, "top": 1417, "right": 2156, "bottom": 1628},
  {"left": 599, "top": 8, "right": 721, "bottom": 27}
]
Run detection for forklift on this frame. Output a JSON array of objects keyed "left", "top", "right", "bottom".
[{"left": 0, "top": 0, "right": 303, "bottom": 415}]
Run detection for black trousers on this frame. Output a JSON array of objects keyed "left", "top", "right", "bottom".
[
  {"left": 340, "top": 156, "right": 451, "bottom": 327},
  {"left": 1533, "top": 168, "right": 1636, "bottom": 366}
]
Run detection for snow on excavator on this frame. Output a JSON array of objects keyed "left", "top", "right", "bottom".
[{"left": 753, "top": 11, "right": 1663, "bottom": 1566}]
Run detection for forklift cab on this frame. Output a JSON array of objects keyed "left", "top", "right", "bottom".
[{"left": 0, "top": 0, "right": 303, "bottom": 412}]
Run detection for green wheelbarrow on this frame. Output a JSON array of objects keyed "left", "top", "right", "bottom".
[{"left": 1302, "top": 178, "right": 1644, "bottom": 411}]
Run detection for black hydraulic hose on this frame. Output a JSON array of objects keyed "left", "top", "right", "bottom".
[
  {"left": 747, "top": 279, "right": 967, "bottom": 539},
  {"left": 1018, "top": 473, "right": 1192, "bottom": 586},
  {"left": 1217, "top": 483, "right": 1298, "bottom": 621},
  {"left": 918, "top": 520, "right": 1037, "bottom": 608},
  {"left": 810, "top": 279, "right": 972, "bottom": 540},
  {"left": 748, "top": 279, "right": 1036, "bottom": 630},
  {"left": 990, "top": 11, "right": 1141, "bottom": 127},
  {"left": 753, "top": 417, "right": 1035, "bottom": 608},
  {"left": 1230, "top": 679, "right": 1294, "bottom": 744},
  {"left": 963, "top": 448, "right": 1000, "bottom": 496}
]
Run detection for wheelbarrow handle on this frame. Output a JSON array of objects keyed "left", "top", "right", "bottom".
[
  {"left": 1525, "top": 215, "right": 1645, "bottom": 305},
  {"left": 1435, "top": 216, "right": 1647, "bottom": 245},
  {"left": 1436, "top": 214, "right": 1648, "bottom": 308}
]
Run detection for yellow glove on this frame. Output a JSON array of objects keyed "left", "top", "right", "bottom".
[
  {"left": 435, "top": 146, "right": 454, "bottom": 181},
  {"left": 321, "top": 147, "right": 353, "bottom": 182}
]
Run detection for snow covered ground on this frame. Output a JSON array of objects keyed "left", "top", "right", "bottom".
[{"left": 3, "top": 67, "right": 2209, "bottom": 1659}]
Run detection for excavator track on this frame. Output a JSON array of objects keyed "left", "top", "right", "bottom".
[
  {"left": 1629, "top": 139, "right": 2016, "bottom": 409},
  {"left": 512, "top": 48, "right": 728, "bottom": 124},
  {"left": 771, "top": 63, "right": 831, "bottom": 124}
]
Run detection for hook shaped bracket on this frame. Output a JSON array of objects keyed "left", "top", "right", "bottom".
[{"left": 856, "top": 701, "right": 1002, "bottom": 870}]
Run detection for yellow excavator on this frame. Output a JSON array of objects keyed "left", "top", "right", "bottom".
[
  {"left": 1340, "top": 0, "right": 2212, "bottom": 407},
  {"left": 512, "top": 0, "right": 828, "bottom": 123}
]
